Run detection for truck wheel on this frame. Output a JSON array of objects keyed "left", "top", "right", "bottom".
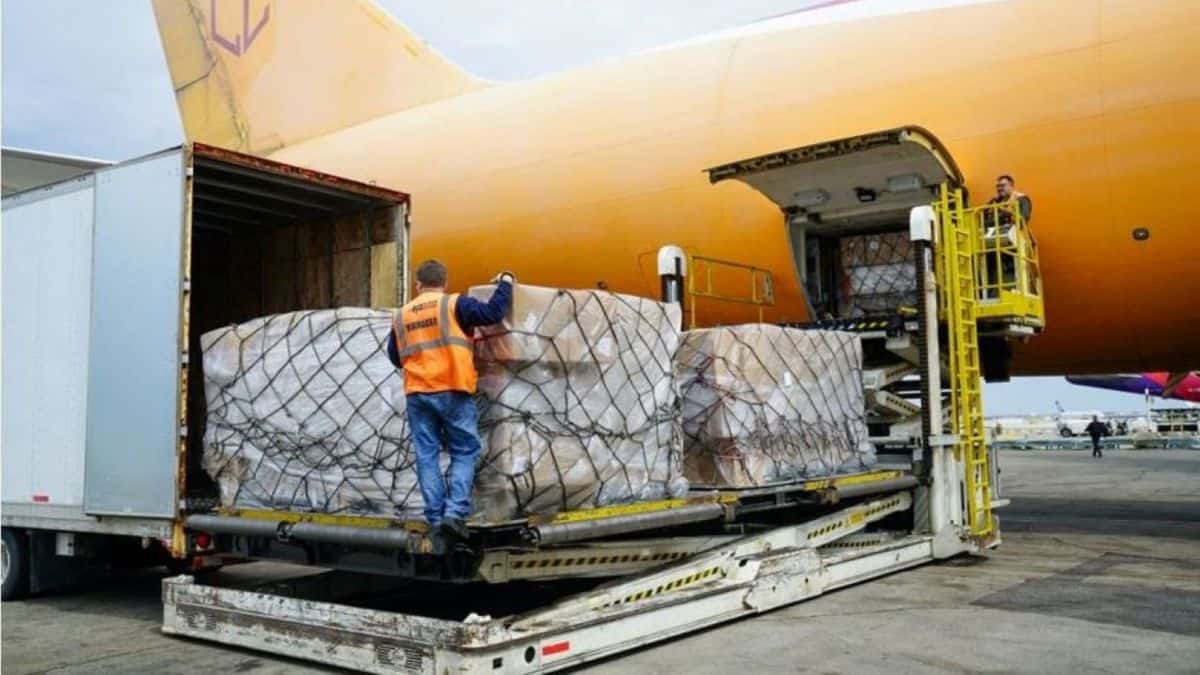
[
  {"left": 1059, "top": 427, "right": 1073, "bottom": 438},
  {"left": 1, "top": 527, "right": 30, "bottom": 601}
]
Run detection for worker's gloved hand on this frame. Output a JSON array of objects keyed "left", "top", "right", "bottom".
[{"left": 491, "top": 271, "right": 516, "bottom": 285}]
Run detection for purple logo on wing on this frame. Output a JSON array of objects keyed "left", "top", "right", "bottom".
[{"left": 211, "top": 0, "right": 270, "bottom": 56}]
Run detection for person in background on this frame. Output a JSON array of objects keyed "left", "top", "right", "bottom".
[
  {"left": 386, "top": 259, "right": 515, "bottom": 542},
  {"left": 1085, "top": 415, "right": 1108, "bottom": 459}
]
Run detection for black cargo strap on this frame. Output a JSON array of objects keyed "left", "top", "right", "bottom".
[{"left": 397, "top": 294, "right": 472, "bottom": 359}]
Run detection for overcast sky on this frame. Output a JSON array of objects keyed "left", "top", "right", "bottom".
[
  {"left": 2, "top": 0, "right": 827, "bottom": 160},
  {"left": 0, "top": 1, "right": 1167, "bottom": 415}
]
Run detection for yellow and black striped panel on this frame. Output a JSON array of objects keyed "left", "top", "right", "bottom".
[
  {"left": 597, "top": 565, "right": 728, "bottom": 610},
  {"left": 805, "top": 519, "right": 850, "bottom": 541},
  {"left": 863, "top": 495, "right": 904, "bottom": 518},
  {"left": 509, "top": 551, "right": 691, "bottom": 571},
  {"left": 803, "top": 495, "right": 904, "bottom": 543}
]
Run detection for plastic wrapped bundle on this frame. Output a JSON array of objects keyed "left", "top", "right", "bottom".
[
  {"left": 676, "top": 324, "right": 873, "bottom": 487},
  {"left": 469, "top": 285, "right": 687, "bottom": 518},
  {"left": 201, "top": 308, "right": 416, "bottom": 516},
  {"left": 839, "top": 231, "right": 916, "bottom": 317},
  {"left": 200, "top": 286, "right": 686, "bottom": 521}
]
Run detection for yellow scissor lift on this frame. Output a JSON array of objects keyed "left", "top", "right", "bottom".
[{"left": 934, "top": 183, "right": 1045, "bottom": 538}]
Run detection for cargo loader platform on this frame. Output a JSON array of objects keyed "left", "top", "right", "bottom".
[
  {"left": 158, "top": 127, "right": 1029, "bottom": 673},
  {"left": 164, "top": 492, "right": 934, "bottom": 674},
  {"left": 183, "top": 468, "right": 917, "bottom": 582}
]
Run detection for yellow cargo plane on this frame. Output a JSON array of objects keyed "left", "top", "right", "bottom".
[{"left": 152, "top": 0, "right": 1198, "bottom": 376}]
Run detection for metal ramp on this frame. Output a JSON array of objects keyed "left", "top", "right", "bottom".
[{"left": 162, "top": 492, "right": 922, "bottom": 674}]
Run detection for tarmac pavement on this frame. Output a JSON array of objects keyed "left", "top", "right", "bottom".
[{"left": 4, "top": 449, "right": 1198, "bottom": 674}]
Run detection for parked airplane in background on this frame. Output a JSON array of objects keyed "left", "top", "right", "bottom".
[
  {"left": 151, "top": 0, "right": 1199, "bottom": 377},
  {"left": 1067, "top": 372, "right": 1200, "bottom": 404}
]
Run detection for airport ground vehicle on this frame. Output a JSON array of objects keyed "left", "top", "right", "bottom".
[{"left": 3, "top": 131, "right": 1045, "bottom": 673}]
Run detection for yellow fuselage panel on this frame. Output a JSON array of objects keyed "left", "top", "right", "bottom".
[{"left": 272, "top": 0, "right": 1200, "bottom": 375}]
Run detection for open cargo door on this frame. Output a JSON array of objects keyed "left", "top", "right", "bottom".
[
  {"left": 707, "top": 127, "right": 962, "bottom": 319},
  {"left": 85, "top": 149, "right": 187, "bottom": 517},
  {"left": 706, "top": 126, "right": 962, "bottom": 227}
]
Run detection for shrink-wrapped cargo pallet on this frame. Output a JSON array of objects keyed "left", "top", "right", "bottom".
[
  {"left": 201, "top": 308, "right": 416, "bottom": 516},
  {"left": 676, "top": 324, "right": 873, "bottom": 487},
  {"left": 839, "top": 231, "right": 916, "bottom": 317},
  {"left": 200, "top": 285, "right": 685, "bottom": 522},
  {"left": 469, "top": 285, "right": 685, "bottom": 517}
]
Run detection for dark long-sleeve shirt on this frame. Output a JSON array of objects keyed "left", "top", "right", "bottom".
[{"left": 386, "top": 281, "right": 513, "bottom": 367}]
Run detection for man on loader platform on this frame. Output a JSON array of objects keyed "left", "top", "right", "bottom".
[
  {"left": 987, "top": 174, "right": 1032, "bottom": 225},
  {"left": 386, "top": 259, "right": 514, "bottom": 542},
  {"left": 982, "top": 174, "right": 1034, "bottom": 298}
]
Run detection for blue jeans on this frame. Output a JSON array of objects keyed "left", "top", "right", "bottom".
[{"left": 406, "top": 391, "right": 482, "bottom": 526}]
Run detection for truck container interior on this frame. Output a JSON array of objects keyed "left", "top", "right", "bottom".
[{"left": 184, "top": 146, "right": 408, "bottom": 504}]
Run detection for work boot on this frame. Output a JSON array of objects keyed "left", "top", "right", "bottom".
[{"left": 440, "top": 517, "right": 470, "bottom": 543}]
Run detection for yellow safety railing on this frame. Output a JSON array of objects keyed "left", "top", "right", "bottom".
[
  {"left": 964, "top": 201, "right": 1044, "bottom": 328},
  {"left": 686, "top": 254, "right": 775, "bottom": 329}
]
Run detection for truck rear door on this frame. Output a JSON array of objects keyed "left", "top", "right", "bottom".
[{"left": 84, "top": 149, "right": 186, "bottom": 517}]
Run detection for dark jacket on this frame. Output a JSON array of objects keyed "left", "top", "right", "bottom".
[
  {"left": 386, "top": 281, "right": 513, "bottom": 368},
  {"left": 1085, "top": 421, "right": 1108, "bottom": 439}
]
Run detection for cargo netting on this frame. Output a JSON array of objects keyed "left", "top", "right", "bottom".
[
  {"left": 200, "top": 285, "right": 685, "bottom": 522},
  {"left": 838, "top": 230, "right": 916, "bottom": 318},
  {"left": 676, "top": 324, "right": 873, "bottom": 488}
]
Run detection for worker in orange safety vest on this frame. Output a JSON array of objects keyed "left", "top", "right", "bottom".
[{"left": 386, "top": 259, "right": 513, "bottom": 542}]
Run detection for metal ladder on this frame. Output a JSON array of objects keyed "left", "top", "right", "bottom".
[{"left": 935, "top": 184, "right": 993, "bottom": 538}]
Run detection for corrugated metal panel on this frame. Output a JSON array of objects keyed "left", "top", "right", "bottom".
[
  {"left": 1, "top": 176, "right": 96, "bottom": 507},
  {"left": 84, "top": 150, "right": 185, "bottom": 517}
]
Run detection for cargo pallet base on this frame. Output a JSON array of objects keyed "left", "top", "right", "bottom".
[{"left": 164, "top": 491, "right": 970, "bottom": 674}]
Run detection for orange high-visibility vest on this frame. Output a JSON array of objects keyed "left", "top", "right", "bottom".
[{"left": 393, "top": 292, "right": 477, "bottom": 395}]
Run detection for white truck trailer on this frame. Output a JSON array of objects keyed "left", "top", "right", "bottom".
[
  {"left": 3, "top": 129, "right": 1045, "bottom": 673},
  {"left": 2, "top": 143, "right": 410, "bottom": 598}
]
